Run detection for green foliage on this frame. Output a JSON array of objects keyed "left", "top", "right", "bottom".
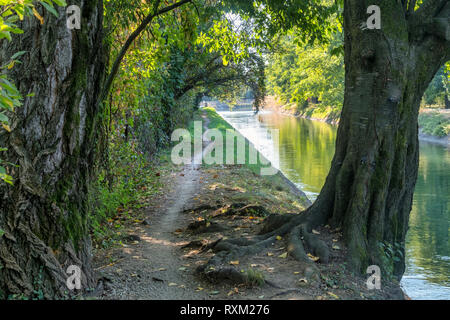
[
  {"left": 419, "top": 112, "right": 450, "bottom": 137},
  {"left": 223, "top": 0, "right": 338, "bottom": 45},
  {"left": 267, "top": 30, "right": 344, "bottom": 111},
  {"left": 378, "top": 241, "right": 404, "bottom": 279},
  {"left": 443, "top": 62, "right": 450, "bottom": 98},
  {"left": 423, "top": 66, "right": 447, "bottom": 106},
  {"left": 90, "top": 140, "right": 162, "bottom": 247}
]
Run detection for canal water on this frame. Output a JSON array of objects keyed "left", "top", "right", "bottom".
[{"left": 218, "top": 110, "right": 449, "bottom": 300}]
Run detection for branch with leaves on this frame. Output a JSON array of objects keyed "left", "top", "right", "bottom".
[{"left": 101, "top": 0, "right": 193, "bottom": 101}]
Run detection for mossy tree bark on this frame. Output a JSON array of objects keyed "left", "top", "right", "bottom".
[
  {"left": 0, "top": 1, "right": 106, "bottom": 298},
  {"left": 305, "top": 0, "right": 450, "bottom": 277}
]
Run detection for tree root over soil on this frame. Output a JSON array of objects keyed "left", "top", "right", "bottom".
[{"left": 193, "top": 204, "right": 331, "bottom": 286}]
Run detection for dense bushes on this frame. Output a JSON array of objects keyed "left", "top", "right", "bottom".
[{"left": 418, "top": 113, "right": 450, "bottom": 138}]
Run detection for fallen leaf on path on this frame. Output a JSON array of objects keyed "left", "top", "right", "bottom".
[
  {"left": 307, "top": 253, "right": 320, "bottom": 262},
  {"left": 158, "top": 268, "right": 167, "bottom": 271},
  {"left": 229, "top": 260, "right": 240, "bottom": 265},
  {"left": 278, "top": 252, "right": 288, "bottom": 259},
  {"left": 209, "top": 291, "right": 220, "bottom": 295},
  {"left": 293, "top": 271, "right": 300, "bottom": 275},
  {"left": 195, "top": 287, "right": 204, "bottom": 291},
  {"left": 332, "top": 244, "right": 341, "bottom": 250},
  {"left": 328, "top": 292, "right": 340, "bottom": 299},
  {"left": 168, "top": 283, "right": 178, "bottom": 287},
  {"left": 312, "top": 229, "right": 320, "bottom": 235},
  {"left": 276, "top": 236, "right": 282, "bottom": 241},
  {"left": 267, "top": 252, "right": 274, "bottom": 257}
]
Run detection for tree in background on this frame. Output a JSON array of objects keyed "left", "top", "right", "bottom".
[
  {"left": 267, "top": 30, "right": 344, "bottom": 112},
  {"left": 423, "top": 65, "right": 448, "bottom": 107}
]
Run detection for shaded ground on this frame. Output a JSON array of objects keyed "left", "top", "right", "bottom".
[{"left": 93, "top": 111, "right": 406, "bottom": 300}]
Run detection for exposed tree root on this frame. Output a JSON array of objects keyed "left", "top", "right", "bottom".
[
  {"left": 195, "top": 210, "right": 330, "bottom": 285},
  {"left": 182, "top": 204, "right": 222, "bottom": 214},
  {"left": 187, "top": 220, "right": 228, "bottom": 234},
  {"left": 221, "top": 204, "right": 271, "bottom": 217}
]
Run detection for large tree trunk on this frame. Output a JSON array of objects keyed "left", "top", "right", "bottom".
[
  {"left": 304, "top": 0, "right": 450, "bottom": 278},
  {"left": 0, "top": 1, "right": 106, "bottom": 298},
  {"left": 445, "top": 93, "right": 450, "bottom": 109}
]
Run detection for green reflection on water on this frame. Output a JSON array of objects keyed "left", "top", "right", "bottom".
[
  {"left": 406, "top": 143, "right": 450, "bottom": 287},
  {"left": 258, "top": 113, "right": 337, "bottom": 199}
]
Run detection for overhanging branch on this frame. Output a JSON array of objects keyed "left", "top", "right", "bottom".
[{"left": 100, "top": 0, "right": 192, "bottom": 101}]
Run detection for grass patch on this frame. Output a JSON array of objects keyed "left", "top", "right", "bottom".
[
  {"left": 199, "top": 107, "right": 275, "bottom": 175},
  {"left": 245, "top": 268, "right": 266, "bottom": 286}
]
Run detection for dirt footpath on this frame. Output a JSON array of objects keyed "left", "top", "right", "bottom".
[{"left": 93, "top": 118, "right": 405, "bottom": 300}]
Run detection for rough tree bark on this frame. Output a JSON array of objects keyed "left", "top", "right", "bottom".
[
  {"left": 310, "top": 0, "right": 450, "bottom": 278},
  {"left": 199, "top": 0, "right": 449, "bottom": 282},
  {"left": 0, "top": 1, "right": 106, "bottom": 298}
]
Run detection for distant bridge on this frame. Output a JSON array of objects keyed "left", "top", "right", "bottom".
[{"left": 201, "top": 99, "right": 255, "bottom": 112}]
